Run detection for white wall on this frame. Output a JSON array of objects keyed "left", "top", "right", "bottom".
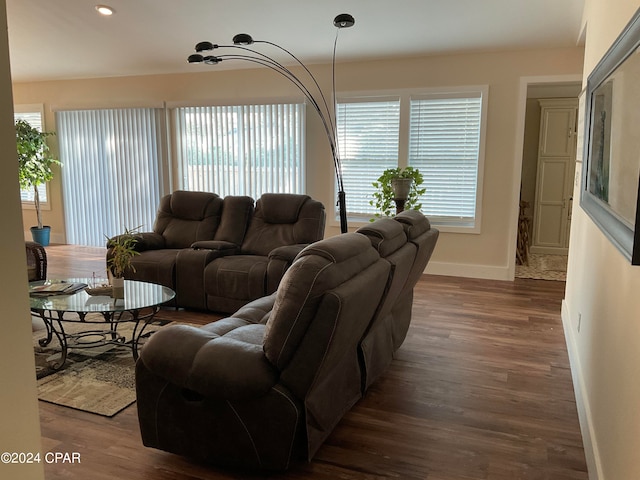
[
  {"left": 0, "top": 0, "right": 45, "bottom": 478},
  {"left": 563, "top": 1, "right": 640, "bottom": 479}
]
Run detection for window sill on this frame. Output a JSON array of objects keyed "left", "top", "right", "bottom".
[
  {"left": 329, "top": 215, "right": 481, "bottom": 234},
  {"left": 21, "top": 202, "right": 52, "bottom": 211}
]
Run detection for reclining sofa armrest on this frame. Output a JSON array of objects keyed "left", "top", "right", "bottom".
[
  {"left": 175, "top": 245, "right": 238, "bottom": 309},
  {"left": 266, "top": 244, "right": 308, "bottom": 294},
  {"left": 268, "top": 244, "right": 307, "bottom": 262},
  {"left": 134, "top": 232, "right": 166, "bottom": 251},
  {"left": 139, "top": 323, "right": 278, "bottom": 400},
  {"left": 191, "top": 240, "right": 239, "bottom": 254},
  {"left": 107, "top": 232, "right": 165, "bottom": 252},
  {"left": 232, "top": 292, "right": 277, "bottom": 325}
]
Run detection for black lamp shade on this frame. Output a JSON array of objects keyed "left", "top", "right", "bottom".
[
  {"left": 233, "top": 33, "right": 254, "bottom": 45},
  {"left": 195, "top": 41, "right": 215, "bottom": 52},
  {"left": 334, "top": 13, "right": 355, "bottom": 28}
]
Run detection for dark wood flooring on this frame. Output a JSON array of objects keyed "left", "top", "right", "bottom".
[{"left": 38, "top": 244, "right": 588, "bottom": 479}]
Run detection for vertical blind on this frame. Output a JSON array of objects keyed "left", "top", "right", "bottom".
[
  {"left": 409, "top": 95, "right": 482, "bottom": 223},
  {"left": 337, "top": 99, "right": 400, "bottom": 216},
  {"left": 57, "top": 108, "right": 164, "bottom": 246},
  {"left": 14, "top": 111, "right": 48, "bottom": 203},
  {"left": 174, "top": 103, "right": 305, "bottom": 197}
]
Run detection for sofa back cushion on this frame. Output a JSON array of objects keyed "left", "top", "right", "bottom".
[
  {"left": 263, "top": 233, "right": 390, "bottom": 457},
  {"left": 355, "top": 217, "right": 418, "bottom": 390},
  {"left": 263, "top": 233, "right": 383, "bottom": 370},
  {"left": 394, "top": 210, "right": 439, "bottom": 289},
  {"left": 357, "top": 218, "right": 415, "bottom": 317},
  {"left": 214, "top": 196, "right": 254, "bottom": 246},
  {"left": 154, "top": 191, "right": 223, "bottom": 249},
  {"left": 241, "top": 194, "right": 325, "bottom": 256}
]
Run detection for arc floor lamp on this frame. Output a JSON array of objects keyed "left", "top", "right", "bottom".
[{"left": 188, "top": 13, "right": 355, "bottom": 234}]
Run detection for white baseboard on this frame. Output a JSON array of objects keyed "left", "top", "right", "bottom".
[
  {"left": 561, "top": 300, "right": 602, "bottom": 480},
  {"left": 425, "top": 260, "right": 511, "bottom": 280},
  {"left": 530, "top": 245, "right": 569, "bottom": 255}
]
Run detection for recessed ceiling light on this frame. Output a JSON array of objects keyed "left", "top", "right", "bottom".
[{"left": 95, "top": 5, "right": 115, "bottom": 16}]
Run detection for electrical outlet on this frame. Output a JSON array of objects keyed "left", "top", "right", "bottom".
[{"left": 577, "top": 313, "right": 582, "bottom": 333}]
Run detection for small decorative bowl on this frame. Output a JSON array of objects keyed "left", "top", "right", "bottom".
[{"left": 84, "top": 285, "right": 113, "bottom": 296}]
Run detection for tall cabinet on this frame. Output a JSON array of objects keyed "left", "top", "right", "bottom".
[{"left": 531, "top": 98, "right": 578, "bottom": 255}]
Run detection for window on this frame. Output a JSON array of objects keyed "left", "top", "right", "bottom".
[
  {"left": 409, "top": 93, "right": 484, "bottom": 228},
  {"left": 337, "top": 88, "right": 487, "bottom": 231},
  {"left": 336, "top": 98, "right": 400, "bottom": 217},
  {"left": 56, "top": 108, "right": 165, "bottom": 246},
  {"left": 14, "top": 105, "right": 48, "bottom": 205},
  {"left": 174, "top": 103, "right": 305, "bottom": 198}
]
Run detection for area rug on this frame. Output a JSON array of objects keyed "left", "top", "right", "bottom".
[
  {"left": 33, "top": 314, "right": 172, "bottom": 417},
  {"left": 515, "top": 253, "right": 568, "bottom": 281}
]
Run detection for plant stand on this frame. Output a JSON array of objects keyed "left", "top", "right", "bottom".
[{"left": 394, "top": 198, "right": 407, "bottom": 215}]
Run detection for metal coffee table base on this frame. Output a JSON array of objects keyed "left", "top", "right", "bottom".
[{"left": 33, "top": 306, "right": 162, "bottom": 371}]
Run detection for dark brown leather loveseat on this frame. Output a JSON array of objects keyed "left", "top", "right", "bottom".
[
  {"left": 135, "top": 210, "right": 438, "bottom": 470},
  {"left": 111, "top": 190, "right": 325, "bottom": 312}
]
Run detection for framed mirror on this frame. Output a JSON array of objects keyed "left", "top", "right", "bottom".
[{"left": 582, "top": 7, "right": 640, "bottom": 265}]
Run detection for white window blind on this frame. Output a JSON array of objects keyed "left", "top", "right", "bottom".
[
  {"left": 174, "top": 103, "right": 305, "bottom": 197},
  {"left": 14, "top": 110, "right": 48, "bottom": 204},
  {"left": 409, "top": 94, "right": 483, "bottom": 226},
  {"left": 57, "top": 108, "right": 164, "bottom": 246},
  {"left": 337, "top": 99, "right": 400, "bottom": 217}
]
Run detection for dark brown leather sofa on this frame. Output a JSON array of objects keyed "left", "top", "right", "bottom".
[
  {"left": 135, "top": 211, "right": 438, "bottom": 470},
  {"left": 111, "top": 190, "right": 325, "bottom": 312},
  {"left": 357, "top": 210, "right": 439, "bottom": 391}
]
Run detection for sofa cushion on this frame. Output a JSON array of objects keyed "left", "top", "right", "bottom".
[
  {"left": 356, "top": 218, "right": 419, "bottom": 391},
  {"left": 214, "top": 195, "right": 254, "bottom": 245},
  {"left": 394, "top": 209, "right": 432, "bottom": 240},
  {"left": 127, "top": 249, "right": 179, "bottom": 288},
  {"left": 170, "top": 190, "right": 221, "bottom": 221},
  {"left": 241, "top": 194, "right": 325, "bottom": 256},
  {"left": 154, "top": 191, "right": 223, "bottom": 248},
  {"left": 263, "top": 233, "right": 380, "bottom": 370},
  {"left": 260, "top": 193, "right": 308, "bottom": 223},
  {"left": 356, "top": 218, "right": 407, "bottom": 257},
  {"left": 140, "top": 322, "right": 277, "bottom": 399}
]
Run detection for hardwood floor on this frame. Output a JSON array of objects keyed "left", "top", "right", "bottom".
[{"left": 38, "top": 245, "right": 588, "bottom": 479}]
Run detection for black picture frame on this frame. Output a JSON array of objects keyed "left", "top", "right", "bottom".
[{"left": 582, "top": 7, "right": 640, "bottom": 265}]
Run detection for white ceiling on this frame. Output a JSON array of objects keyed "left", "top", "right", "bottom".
[{"left": 6, "top": 0, "right": 586, "bottom": 83}]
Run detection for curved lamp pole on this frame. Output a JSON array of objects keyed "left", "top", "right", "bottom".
[{"left": 187, "top": 13, "right": 355, "bottom": 234}]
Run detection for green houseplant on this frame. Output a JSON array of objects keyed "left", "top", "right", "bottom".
[
  {"left": 16, "top": 119, "right": 61, "bottom": 246},
  {"left": 106, "top": 227, "right": 140, "bottom": 298},
  {"left": 370, "top": 166, "right": 426, "bottom": 220}
]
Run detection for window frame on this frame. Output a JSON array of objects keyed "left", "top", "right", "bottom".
[
  {"left": 336, "top": 95, "right": 402, "bottom": 218},
  {"left": 334, "top": 86, "right": 488, "bottom": 234},
  {"left": 14, "top": 104, "right": 52, "bottom": 211}
]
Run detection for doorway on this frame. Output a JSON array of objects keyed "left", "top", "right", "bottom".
[{"left": 515, "top": 81, "right": 582, "bottom": 281}]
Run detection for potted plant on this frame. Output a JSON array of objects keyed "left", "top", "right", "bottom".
[
  {"left": 106, "top": 227, "right": 140, "bottom": 299},
  {"left": 370, "top": 166, "right": 426, "bottom": 219},
  {"left": 16, "top": 119, "right": 61, "bottom": 246}
]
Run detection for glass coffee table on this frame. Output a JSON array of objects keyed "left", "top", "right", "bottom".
[{"left": 30, "top": 278, "right": 175, "bottom": 370}]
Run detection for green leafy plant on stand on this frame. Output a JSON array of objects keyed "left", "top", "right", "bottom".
[
  {"left": 106, "top": 227, "right": 141, "bottom": 278},
  {"left": 16, "top": 119, "right": 61, "bottom": 233},
  {"left": 369, "top": 166, "right": 426, "bottom": 220}
]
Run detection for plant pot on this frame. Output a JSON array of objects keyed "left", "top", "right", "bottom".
[
  {"left": 110, "top": 276, "right": 125, "bottom": 300},
  {"left": 30, "top": 226, "right": 51, "bottom": 246},
  {"left": 391, "top": 178, "right": 413, "bottom": 200}
]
